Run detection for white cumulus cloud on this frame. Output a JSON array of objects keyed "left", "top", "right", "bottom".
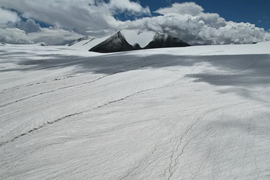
[
  {"left": 0, "top": 0, "right": 151, "bottom": 45},
  {"left": 107, "top": 0, "right": 151, "bottom": 15},
  {"left": 27, "top": 28, "right": 83, "bottom": 45},
  {"left": 0, "top": 8, "right": 21, "bottom": 27},
  {"left": 123, "top": 2, "right": 269, "bottom": 45},
  {"left": 0, "top": 26, "right": 82, "bottom": 45},
  {"left": 0, "top": 1, "right": 269, "bottom": 45},
  {"left": 155, "top": 2, "right": 203, "bottom": 16},
  {"left": 0, "top": 0, "right": 149, "bottom": 35},
  {"left": 18, "top": 19, "right": 41, "bottom": 33},
  {"left": 0, "top": 28, "right": 33, "bottom": 44}
]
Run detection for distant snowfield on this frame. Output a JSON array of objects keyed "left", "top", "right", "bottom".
[
  {"left": 1, "top": 42, "right": 270, "bottom": 180},
  {"left": 70, "top": 35, "right": 112, "bottom": 51}
]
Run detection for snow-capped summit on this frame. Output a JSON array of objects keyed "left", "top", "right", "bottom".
[{"left": 89, "top": 29, "right": 190, "bottom": 53}]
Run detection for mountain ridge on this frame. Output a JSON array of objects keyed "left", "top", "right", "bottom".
[
  {"left": 90, "top": 31, "right": 135, "bottom": 53},
  {"left": 89, "top": 30, "right": 190, "bottom": 53}
]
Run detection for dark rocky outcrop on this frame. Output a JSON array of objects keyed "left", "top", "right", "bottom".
[
  {"left": 145, "top": 34, "right": 190, "bottom": 49},
  {"left": 133, "top": 43, "right": 142, "bottom": 50},
  {"left": 89, "top": 31, "right": 135, "bottom": 53}
]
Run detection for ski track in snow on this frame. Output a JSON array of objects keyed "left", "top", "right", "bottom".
[{"left": 1, "top": 42, "right": 270, "bottom": 180}]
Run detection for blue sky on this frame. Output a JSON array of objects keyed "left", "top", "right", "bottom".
[{"left": 135, "top": 0, "right": 270, "bottom": 30}]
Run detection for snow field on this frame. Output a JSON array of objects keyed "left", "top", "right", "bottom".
[{"left": 0, "top": 42, "right": 270, "bottom": 179}]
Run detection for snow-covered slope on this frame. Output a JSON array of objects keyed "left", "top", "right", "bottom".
[
  {"left": 68, "top": 36, "right": 93, "bottom": 46},
  {"left": 1, "top": 42, "right": 270, "bottom": 180},
  {"left": 69, "top": 36, "right": 111, "bottom": 51}
]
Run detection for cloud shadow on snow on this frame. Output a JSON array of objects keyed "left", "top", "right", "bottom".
[{"left": 1, "top": 50, "right": 270, "bottom": 101}]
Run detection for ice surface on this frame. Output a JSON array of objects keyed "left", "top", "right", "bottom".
[{"left": 0, "top": 42, "right": 270, "bottom": 180}]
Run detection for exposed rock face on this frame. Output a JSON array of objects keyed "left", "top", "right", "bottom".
[
  {"left": 89, "top": 31, "right": 135, "bottom": 53},
  {"left": 133, "top": 43, "right": 142, "bottom": 50},
  {"left": 89, "top": 31, "right": 190, "bottom": 53},
  {"left": 145, "top": 34, "right": 190, "bottom": 49}
]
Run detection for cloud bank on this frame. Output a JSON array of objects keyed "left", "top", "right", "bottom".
[
  {"left": 123, "top": 2, "right": 268, "bottom": 45},
  {"left": 18, "top": 19, "right": 41, "bottom": 33},
  {"left": 0, "top": 28, "right": 33, "bottom": 44},
  {"left": 0, "top": 1, "right": 269, "bottom": 45},
  {"left": 0, "top": 0, "right": 149, "bottom": 44},
  {"left": 0, "top": 0, "right": 149, "bottom": 33}
]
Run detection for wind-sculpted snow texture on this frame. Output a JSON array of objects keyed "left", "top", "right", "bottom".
[{"left": 1, "top": 42, "right": 270, "bottom": 180}]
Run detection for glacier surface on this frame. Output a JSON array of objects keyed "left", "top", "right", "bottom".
[{"left": 0, "top": 42, "right": 270, "bottom": 180}]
